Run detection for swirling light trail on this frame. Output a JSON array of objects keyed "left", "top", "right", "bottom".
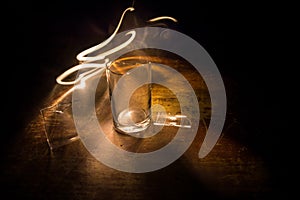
[
  {"left": 56, "top": 7, "right": 135, "bottom": 86},
  {"left": 56, "top": 7, "right": 178, "bottom": 87}
]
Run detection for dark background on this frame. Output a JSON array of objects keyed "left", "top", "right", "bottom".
[{"left": 3, "top": 0, "right": 292, "bottom": 199}]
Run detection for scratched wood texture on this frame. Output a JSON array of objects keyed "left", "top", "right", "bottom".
[{"left": 1, "top": 51, "right": 276, "bottom": 200}]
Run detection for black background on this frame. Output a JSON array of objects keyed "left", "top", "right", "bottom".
[{"left": 3, "top": 0, "right": 292, "bottom": 198}]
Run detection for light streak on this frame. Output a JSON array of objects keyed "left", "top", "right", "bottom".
[
  {"left": 56, "top": 7, "right": 135, "bottom": 86},
  {"left": 56, "top": 7, "right": 177, "bottom": 87},
  {"left": 147, "top": 16, "right": 178, "bottom": 23}
]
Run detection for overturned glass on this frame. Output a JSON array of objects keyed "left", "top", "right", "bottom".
[{"left": 40, "top": 90, "right": 79, "bottom": 150}]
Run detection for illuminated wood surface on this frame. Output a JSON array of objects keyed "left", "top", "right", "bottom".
[{"left": 2, "top": 55, "right": 272, "bottom": 200}]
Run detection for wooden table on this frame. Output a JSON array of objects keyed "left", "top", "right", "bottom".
[{"left": 2, "top": 53, "right": 277, "bottom": 200}]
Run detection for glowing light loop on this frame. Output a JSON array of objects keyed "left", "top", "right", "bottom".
[{"left": 56, "top": 7, "right": 135, "bottom": 86}]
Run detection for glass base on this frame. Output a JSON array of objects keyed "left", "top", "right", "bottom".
[{"left": 113, "top": 108, "right": 151, "bottom": 135}]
